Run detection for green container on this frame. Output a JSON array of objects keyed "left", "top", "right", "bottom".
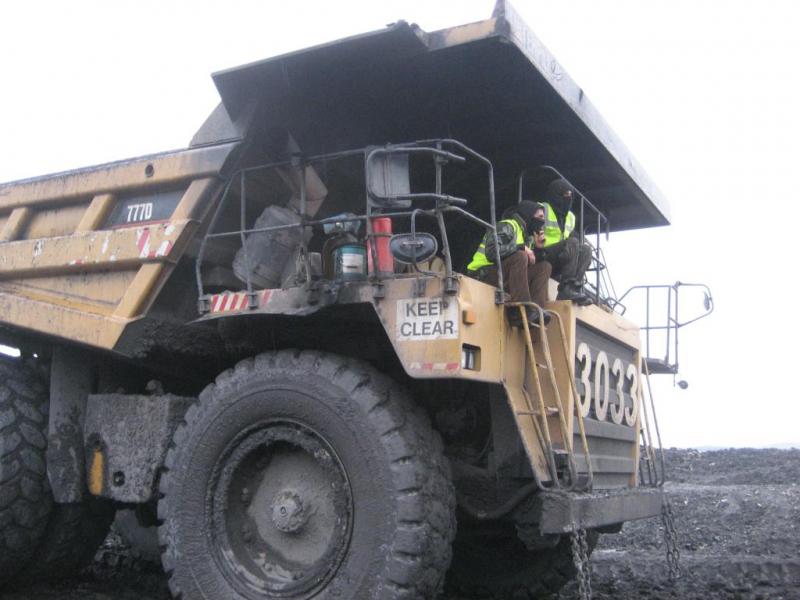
[{"left": 334, "top": 244, "right": 367, "bottom": 281}]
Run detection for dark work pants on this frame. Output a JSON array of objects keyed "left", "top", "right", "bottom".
[
  {"left": 482, "top": 250, "right": 552, "bottom": 308},
  {"left": 538, "top": 236, "right": 592, "bottom": 289}
]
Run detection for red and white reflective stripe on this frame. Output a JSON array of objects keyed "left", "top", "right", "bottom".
[
  {"left": 136, "top": 227, "right": 174, "bottom": 259},
  {"left": 136, "top": 228, "right": 151, "bottom": 257},
  {"left": 409, "top": 362, "right": 460, "bottom": 372},
  {"left": 154, "top": 240, "right": 173, "bottom": 258},
  {"left": 208, "top": 290, "right": 272, "bottom": 313}
]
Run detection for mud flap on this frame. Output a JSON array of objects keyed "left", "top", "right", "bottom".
[{"left": 83, "top": 394, "right": 193, "bottom": 502}]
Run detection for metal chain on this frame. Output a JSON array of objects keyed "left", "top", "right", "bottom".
[
  {"left": 661, "top": 496, "right": 681, "bottom": 580},
  {"left": 570, "top": 527, "right": 593, "bottom": 600}
]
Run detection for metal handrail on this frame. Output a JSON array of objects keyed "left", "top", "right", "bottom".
[
  {"left": 194, "top": 139, "right": 504, "bottom": 311},
  {"left": 366, "top": 139, "right": 503, "bottom": 301},
  {"left": 638, "top": 357, "right": 666, "bottom": 487},
  {"left": 616, "top": 282, "right": 714, "bottom": 374}
]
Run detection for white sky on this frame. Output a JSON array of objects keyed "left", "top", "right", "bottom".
[{"left": 1, "top": 1, "right": 798, "bottom": 447}]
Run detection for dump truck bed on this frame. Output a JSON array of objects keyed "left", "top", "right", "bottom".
[
  {"left": 206, "top": 0, "right": 669, "bottom": 230},
  {"left": 0, "top": 0, "right": 667, "bottom": 356}
]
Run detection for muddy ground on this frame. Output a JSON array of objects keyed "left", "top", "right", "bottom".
[{"left": 3, "top": 448, "right": 799, "bottom": 600}]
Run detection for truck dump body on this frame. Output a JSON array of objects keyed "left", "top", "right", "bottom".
[
  {"left": 0, "top": 1, "right": 667, "bottom": 358},
  {"left": 0, "top": 145, "right": 237, "bottom": 352},
  {"left": 208, "top": 1, "right": 669, "bottom": 230}
]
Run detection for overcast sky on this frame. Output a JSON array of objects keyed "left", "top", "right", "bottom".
[{"left": 1, "top": 1, "right": 797, "bottom": 447}]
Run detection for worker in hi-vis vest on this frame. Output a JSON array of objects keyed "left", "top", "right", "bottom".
[
  {"left": 535, "top": 179, "right": 592, "bottom": 304},
  {"left": 467, "top": 200, "right": 552, "bottom": 326}
]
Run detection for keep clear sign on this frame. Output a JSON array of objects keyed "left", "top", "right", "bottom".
[{"left": 396, "top": 298, "right": 459, "bottom": 341}]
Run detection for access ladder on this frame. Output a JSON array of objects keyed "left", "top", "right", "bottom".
[{"left": 507, "top": 302, "right": 593, "bottom": 491}]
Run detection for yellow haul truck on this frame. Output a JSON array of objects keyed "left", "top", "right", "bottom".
[{"left": 0, "top": 3, "right": 711, "bottom": 598}]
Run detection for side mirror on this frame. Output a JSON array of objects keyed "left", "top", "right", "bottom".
[
  {"left": 703, "top": 292, "right": 712, "bottom": 311},
  {"left": 389, "top": 233, "right": 438, "bottom": 265}
]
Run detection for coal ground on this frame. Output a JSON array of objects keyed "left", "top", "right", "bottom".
[{"left": 3, "top": 448, "right": 799, "bottom": 600}]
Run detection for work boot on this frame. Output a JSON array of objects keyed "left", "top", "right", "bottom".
[
  {"left": 556, "top": 281, "right": 589, "bottom": 304},
  {"left": 528, "top": 310, "right": 551, "bottom": 327},
  {"left": 575, "top": 293, "right": 593, "bottom": 307},
  {"left": 506, "top": 307, "right": 525, "bottom": 328},
  {"left": 506, "top": 307, "right": 549, "bottom": 328}
]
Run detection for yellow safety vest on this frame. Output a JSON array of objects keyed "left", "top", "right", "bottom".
[
  {"left": 467, "top": 218, "right": 525, "bottom": 271},
  {"left": 542, "top": 202, "right": 576, "bottom": 247}
]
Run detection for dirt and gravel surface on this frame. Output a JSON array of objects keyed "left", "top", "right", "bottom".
[
  {"left": 579, "top": 448, "right": 800, "bottom": 600},
  {"left": 3, "top": 448, "right": 798, "bottom": 600}
]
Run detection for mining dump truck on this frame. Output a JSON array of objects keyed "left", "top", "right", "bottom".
[{"left": 0, "top": 2, "right": 712, "bottom": 598}]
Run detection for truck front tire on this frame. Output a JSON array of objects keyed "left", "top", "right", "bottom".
[{"left": 158, "top": 350, "right": 456, "bottom": 600}]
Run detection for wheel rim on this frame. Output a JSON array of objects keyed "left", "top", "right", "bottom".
[{"left": 209, "top": 420, "right": 352, "bottom": 598}]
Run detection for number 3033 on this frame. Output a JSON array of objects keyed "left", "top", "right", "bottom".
[{"left": 575, "top": 342, "right": 639, "bottom": 427}]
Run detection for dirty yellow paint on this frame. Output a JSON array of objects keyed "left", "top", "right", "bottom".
[
  {"left": 0, "top": 270, "right": 135, "bottom": 316},
  {"left": 76, "top": 193, "right": 116, "bottom": 232},
  {"left": 0, "top": 220, "right": 190, "bottom": 276},
  {"left": 171, "top": 178, "right": 220, "bottom": 220},
  {"left": 0, "top": 143, "right": 236, "bottom": 211},
  {"left": 112, "top": 264, "right": 165, "bottom": 319},
  {"left": 24, "top": 203, "right": 87, "bottom": 239},
  {"left": 0, "top": 207, "right": 32, "bottom": 242},
  {"left": 0, "top": 292, "right": 128, "bottom": 349},
  {"left": 575, "top": 303, "right": 641, "bottom": 350},
  {"left": 435, "top": 18, "right": 498, "bottom": 46}
]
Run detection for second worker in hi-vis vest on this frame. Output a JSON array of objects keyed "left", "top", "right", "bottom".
[
  {"left": 467, "top": 200, "right": 551, "bottom": 326},
  {"left": 536, "top": 179, "right": 593, "bottom": 304}
]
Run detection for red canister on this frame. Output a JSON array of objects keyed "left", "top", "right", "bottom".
[{"left": 368, "top": 217, "right": 394, "bottom": 276}]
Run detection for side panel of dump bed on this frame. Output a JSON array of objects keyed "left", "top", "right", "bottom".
[{"left": 0, "top": 143, "right": 237, "bottom": 349}]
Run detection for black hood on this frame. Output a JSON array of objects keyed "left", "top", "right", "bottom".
[
  {"left": 502, "top": 200, "right": 543, "bottom": 234},
  {"left": 545, "top": 179, "right": 577, "bottom": 214}
]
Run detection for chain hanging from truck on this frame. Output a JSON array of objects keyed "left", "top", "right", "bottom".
[
  {"left": 570, "top": 526, "right": 593, "bottom": 600},
  {"left": 662, "top": 496, "right": 682, "bottom": 580}
]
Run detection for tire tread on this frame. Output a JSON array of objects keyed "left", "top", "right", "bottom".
[{"left": 0, "top": 356, "right": 52, "bottom": 587}]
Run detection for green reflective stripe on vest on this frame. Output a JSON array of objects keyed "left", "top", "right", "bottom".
[
  {"left": 542, "top": 203, "right": 576, "bottom": 247},
  {"left": 467, "top": 218, "right": 524, "bottom": 271}
]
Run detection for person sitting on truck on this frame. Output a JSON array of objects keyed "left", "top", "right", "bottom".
[
  {"left": 535, "top": 178, "right": 593, "bottom": 304},
  {"left": 467, "top": 200, "right": 551, "bottom": 326}
]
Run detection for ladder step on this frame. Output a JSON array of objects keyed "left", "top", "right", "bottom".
[{"left": 515, "top": 410, "right": 541, "bottom": 417}]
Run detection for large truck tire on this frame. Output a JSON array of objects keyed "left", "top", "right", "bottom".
[
  {"left": 446, "top": 524, "right": 598, "bottom": 599},
  {"left": 0, "top": 356, "right": 53, "bottom": 586},
  {"left": 16, "top": 498, "right": 115, "bottom": 581},
  {"left": 158, "top": 350, "right": 456, "bottom": 600}
]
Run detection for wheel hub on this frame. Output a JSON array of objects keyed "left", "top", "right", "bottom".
[
  {"left": 210, "top": 422, "right": 352, "bottom": 598},
  {"left": 271, "top": 490, "right": 309, "bottom": 533}
]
